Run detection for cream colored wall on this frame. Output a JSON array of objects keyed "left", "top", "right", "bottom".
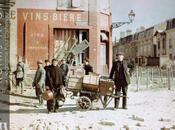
[
  {"left": 9, "top": 3, "right": 17, "bottom": 72},
  {"left": 166, "top": 28, "right": 175, "bottom": 60}
]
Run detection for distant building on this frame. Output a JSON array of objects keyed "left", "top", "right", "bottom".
[
  {"left": 165, "top": 19, "right": 175, "bottom": 60},
  {"left": 113, "top": 18, "right": 175, "bottom": 66},
  {"left": 154, "top": 18, "right": 175, "bottom": 60}
]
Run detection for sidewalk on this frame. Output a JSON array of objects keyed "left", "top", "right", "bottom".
[{"left": 0, "top": 88, "right": 39, "bottom": 112}]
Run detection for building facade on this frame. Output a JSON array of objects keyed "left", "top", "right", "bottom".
[
  {"left": 113, "top": 18, "right": 175, "bottom": 66},
  {"left": 165, "top": 19, "right": 175, "bottom": 60},
  {"left": 10, "top": 0, "right": 112, "bottom": 75}
]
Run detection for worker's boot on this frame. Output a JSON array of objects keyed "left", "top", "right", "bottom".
[
  {"left": 114, "top": 91, "right": 120, "bottom": 109},
  {"left": 39, "top": 95, "right": 43, "bottom": 105},
  {"left": 114, "top": 99, "right": 119, "bottom": 109},
  {"left": 122, "top": 97, "right": 127, "bottom": 109}
]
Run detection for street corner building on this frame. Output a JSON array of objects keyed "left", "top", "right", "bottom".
[{"left": 12, "top": 0, "right": 113, "bottom": 75}]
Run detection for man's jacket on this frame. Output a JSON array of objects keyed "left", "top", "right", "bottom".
[{"left": 109, "top": 60, "right": 134, "bottom": 85}]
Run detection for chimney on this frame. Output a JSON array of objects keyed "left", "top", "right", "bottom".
[
  {"left": 126, "top": 29, "right": 132, "bottom": 36},
  {"left": 140, "top": 26, "right": 145, "bottom": 31}
]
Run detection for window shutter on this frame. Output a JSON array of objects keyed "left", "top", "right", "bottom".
[{"left": 72, "top": 0, "right": 81, "bottom": 8}]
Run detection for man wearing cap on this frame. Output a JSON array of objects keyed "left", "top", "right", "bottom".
[
  {"left": 109, "top": 51, "right": 134, "bottom": 109},
  {"left": 14, "top": 56, "right": 26, "bottom": 94},
  {"left": 33, "top": 60, "right": 46, "bottom": 106},
  {"left": 48, "top": 58, "right": 64, "bottom": 112}
]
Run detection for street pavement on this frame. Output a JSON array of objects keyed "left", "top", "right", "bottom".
[{"left": 1, "top": 87, "right": 174, "bottom": 130}]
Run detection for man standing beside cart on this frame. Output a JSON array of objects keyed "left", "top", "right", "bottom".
[
  {"left": 48, "top": 59, "right": 64, "bottom": 112},
  {"left": 109, "top": 52, "right": 134, "bottom": 109}
]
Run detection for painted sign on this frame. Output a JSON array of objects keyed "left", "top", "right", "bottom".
[
  {"left": 22, "top": 11, "right": 82, "bottom": 23},
  {"left": 25, "top": 21, "right": 49, "bottom": 69},
  {"left": 72, "top": 39, "right": 89, "bottom": 55},
  {"left": 0, "top": 9, "right": 15, "bottom": 19}
]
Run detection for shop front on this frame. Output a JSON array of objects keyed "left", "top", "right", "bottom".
[{"left": 17, "top": 8, "right": 112, "bottom": 74}]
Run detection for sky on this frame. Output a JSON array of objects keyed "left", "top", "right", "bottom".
[{"left": 111, "top": 0, "right": 175, "bottom": 40}]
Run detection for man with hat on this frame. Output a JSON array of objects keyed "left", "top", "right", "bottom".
[
  {"left": 47, "top": 58, "right": 64, "bottom": 112},
  {"left": 109, "top": 51, "right": 134, "bottom": 109},
  {"left": 32, "top": 60, "right": 46, "bottom": 106},
  {"left": 14, "top": 56, "right": 25, "bottom": 94}
]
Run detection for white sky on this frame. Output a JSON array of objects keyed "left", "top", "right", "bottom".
[{"left": 112, "top": 0, "right": 175, "bottom": 40}]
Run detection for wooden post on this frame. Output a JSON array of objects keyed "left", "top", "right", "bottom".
[
  {"left": 159, "top": 67, "right": 163, "bottom": 84},
  {"left": 146, "top": 68, "right": 149, "bottom": 89},
  {"left": 167, "top": 68, "right": 171, "bottom": 90},
  {"left": 151, "top": 67, "right": 154, "bottom": 82},
  {"left": 172, "top": 68, "right": 174, "bottom": 82},
  {"left": 171, "top": 67, "right": 173, "bottom": 80},
  {"left": 136, "top": 66, "right": 139, "bottom": 91},
  {"left": 140, "top": 67, "right": 142, "bottom": 80}
]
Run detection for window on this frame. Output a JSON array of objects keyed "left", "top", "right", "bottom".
[
  {"left": 100, "top": 44, "right": 106, "bottom": 65},
  {"left": 144, "top": 31, "right": 147, "bottom": 38},
  {"left": 57, "top": 0, "right": 71, "bottom": 8},
  {"left": 162, "top": 38, "right": 166, "bottom": 49},
  {"left": 173, "top": 18, "right": 175, "bottom": 28},
  {"left": 72, "top": 0, "right": 81, "bottom": 8},
  {"left": 169, "top": 38, "right": 172, "bottom": 49},
  {"left": 167, "top": 20, "right": 173, "bottom": 30},
  {"left": 158, "top": 41, "right": 160, "bottom": 49},
  {"left": 169, "top": 54, "right": 173, "bottom": 60}
]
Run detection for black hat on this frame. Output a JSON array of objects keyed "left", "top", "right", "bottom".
[
  {"left": 52, "top": 58, "right": 58, "bottom": 62},
  {"left": 45, "top": 59, "right": 50, "bottom": 63}
]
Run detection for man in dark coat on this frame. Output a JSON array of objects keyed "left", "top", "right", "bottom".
[
  {"left": 84, "top": 59, "right": 93, "bottom": 75},
  {"left": 109, "top": 52, "right": 134, "bottom": 109},
  {"left": 60, "top": 59, "right": 69, "bottom": 86},
  {"left": 44, "top": 59, "right": 51, "bottom": 87},
  {"left": 44, "top": 59, "right": 53, "bottom": 113},
  {"left": 48, "top": 59, "right": 64, "bottom": 112}
]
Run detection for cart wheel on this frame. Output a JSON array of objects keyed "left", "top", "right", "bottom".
[{"left": 76, "top": 96, "right": 92, "bottom": 110}]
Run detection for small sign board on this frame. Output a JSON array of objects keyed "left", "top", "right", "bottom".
[{"left": 72, "top": 39, "right": 89, "bottom": 55}]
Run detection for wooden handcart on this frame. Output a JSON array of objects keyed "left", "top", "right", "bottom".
[{"left": 66, "top": 74, "right": 126, "bottom": 110}]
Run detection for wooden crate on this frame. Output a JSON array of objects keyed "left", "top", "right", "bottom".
[
  {"left": 67, "top": 75, "right": 83, "bottom": 90},
  {"left": 83, "top": 74, "right": 100, "bottom": 85},
  {"left": 99, "top": 79, "right": 114, "bottom": 96}
]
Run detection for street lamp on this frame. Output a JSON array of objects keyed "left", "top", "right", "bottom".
[{"left": 112, "top": 10, "right": 135, "bottom": 29}]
